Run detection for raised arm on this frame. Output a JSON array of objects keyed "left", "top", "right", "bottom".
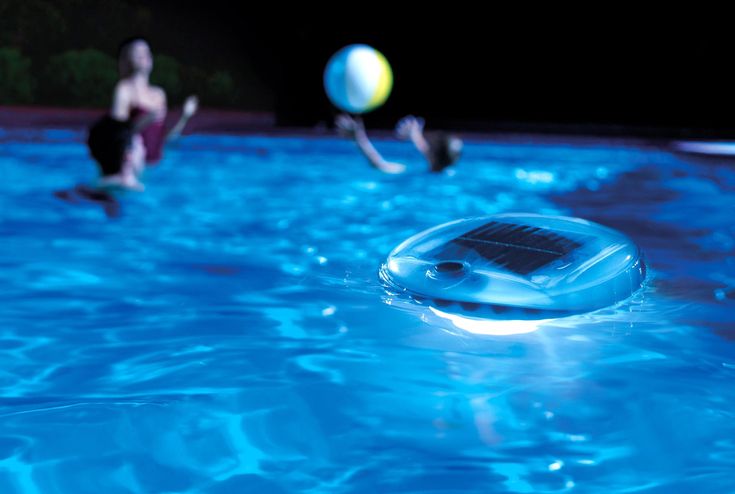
[
  {"left": 166, "top": 95, "right": 199, "bottom": 142},
  {"left": 395, "top": 115, "right": 431, "bottom": 159},
  {"left": 335, "top": 114, "right": 406, "bottom": 174}
]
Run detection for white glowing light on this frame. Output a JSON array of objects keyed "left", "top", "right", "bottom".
[
  {"left": 387, "top": 259, "right": 401, "bottom": 274},
  {"left": 428, "top": 307, "right": 551, "bottom": 336},
  {"left": 548, "top": 461, "right": 563, "bottom": 471}
]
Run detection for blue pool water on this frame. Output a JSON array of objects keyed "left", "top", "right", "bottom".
[{"left": 1, "top": 128, "right": 734, "bottom": 493}]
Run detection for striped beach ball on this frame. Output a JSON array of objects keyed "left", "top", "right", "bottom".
[{"left": 323, "top": 44, "right": 393, "bottom": 114}]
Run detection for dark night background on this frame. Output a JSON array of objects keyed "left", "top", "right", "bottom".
[{"left": 1, "top": 2, "right": 732, "bottom": 136}]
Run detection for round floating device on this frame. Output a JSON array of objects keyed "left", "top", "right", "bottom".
[{"left": 380, "top": 214, "right": 646, "bottom": 319}]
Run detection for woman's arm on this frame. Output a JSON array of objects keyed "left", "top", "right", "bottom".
[
  {"left": 395, "top": 115, "right": 431, "bottom": 159},
  {"left": 336, "top": 114, "right": 406, "bottom": 174},
  {"left": 166, "top": 95, "right": 199, "bottom": 142}
]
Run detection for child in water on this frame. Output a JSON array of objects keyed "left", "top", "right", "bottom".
[
  {"left": 336, "top": 114, "right": 463, "bottom": 174},
  {"left": 54, "top": 116, "right": 146, "bottom": 217}
]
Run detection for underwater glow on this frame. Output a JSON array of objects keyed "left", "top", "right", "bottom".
[{"left": 428, "top": 306, "right": 552, "bottom": 335}]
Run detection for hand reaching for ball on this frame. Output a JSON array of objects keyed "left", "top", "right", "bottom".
[
  {"left": 395, "top": 115, "right": 425, "bottom": 141},
  {"left": 335, "top": 114, "right": 365, "bottom": 138}
]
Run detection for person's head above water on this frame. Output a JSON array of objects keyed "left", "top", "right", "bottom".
[
  {"left": 426, "top": 132, "right": 463, "bottom": 172},
  {"left": 88, "top": 117, "right": 133, "bottom": 176},
  {"left": 117, "top": 37, "right": 153, "bottom": 78},
  {"left": 395, "top": 115, "right": 463, "bottom": 172},
  {"left": 87, "top": 116, "right": 145, "bottom": 188}
]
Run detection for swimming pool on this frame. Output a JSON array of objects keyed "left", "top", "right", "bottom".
[{"left": 1, "top": 127, "right": 734, "bottom": 493}]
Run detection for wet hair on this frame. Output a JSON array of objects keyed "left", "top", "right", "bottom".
[
  {"left": 87, "top": 116, "right": 134, "bottom": 176},
  {"left": 426, "top": 131, "right": 463, "bottom": 172}
]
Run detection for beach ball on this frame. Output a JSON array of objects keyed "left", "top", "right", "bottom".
[{"left": 323, "top": 44, "right": 393, "bottom": 114}]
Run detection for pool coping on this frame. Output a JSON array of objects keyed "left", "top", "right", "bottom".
[{"left": 2, "top": 105, "right": 734, "bottom": 149}]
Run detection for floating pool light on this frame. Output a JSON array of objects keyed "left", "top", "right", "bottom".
[{"left": 380, "top": 214, "right": 646, "bottom": 320}]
